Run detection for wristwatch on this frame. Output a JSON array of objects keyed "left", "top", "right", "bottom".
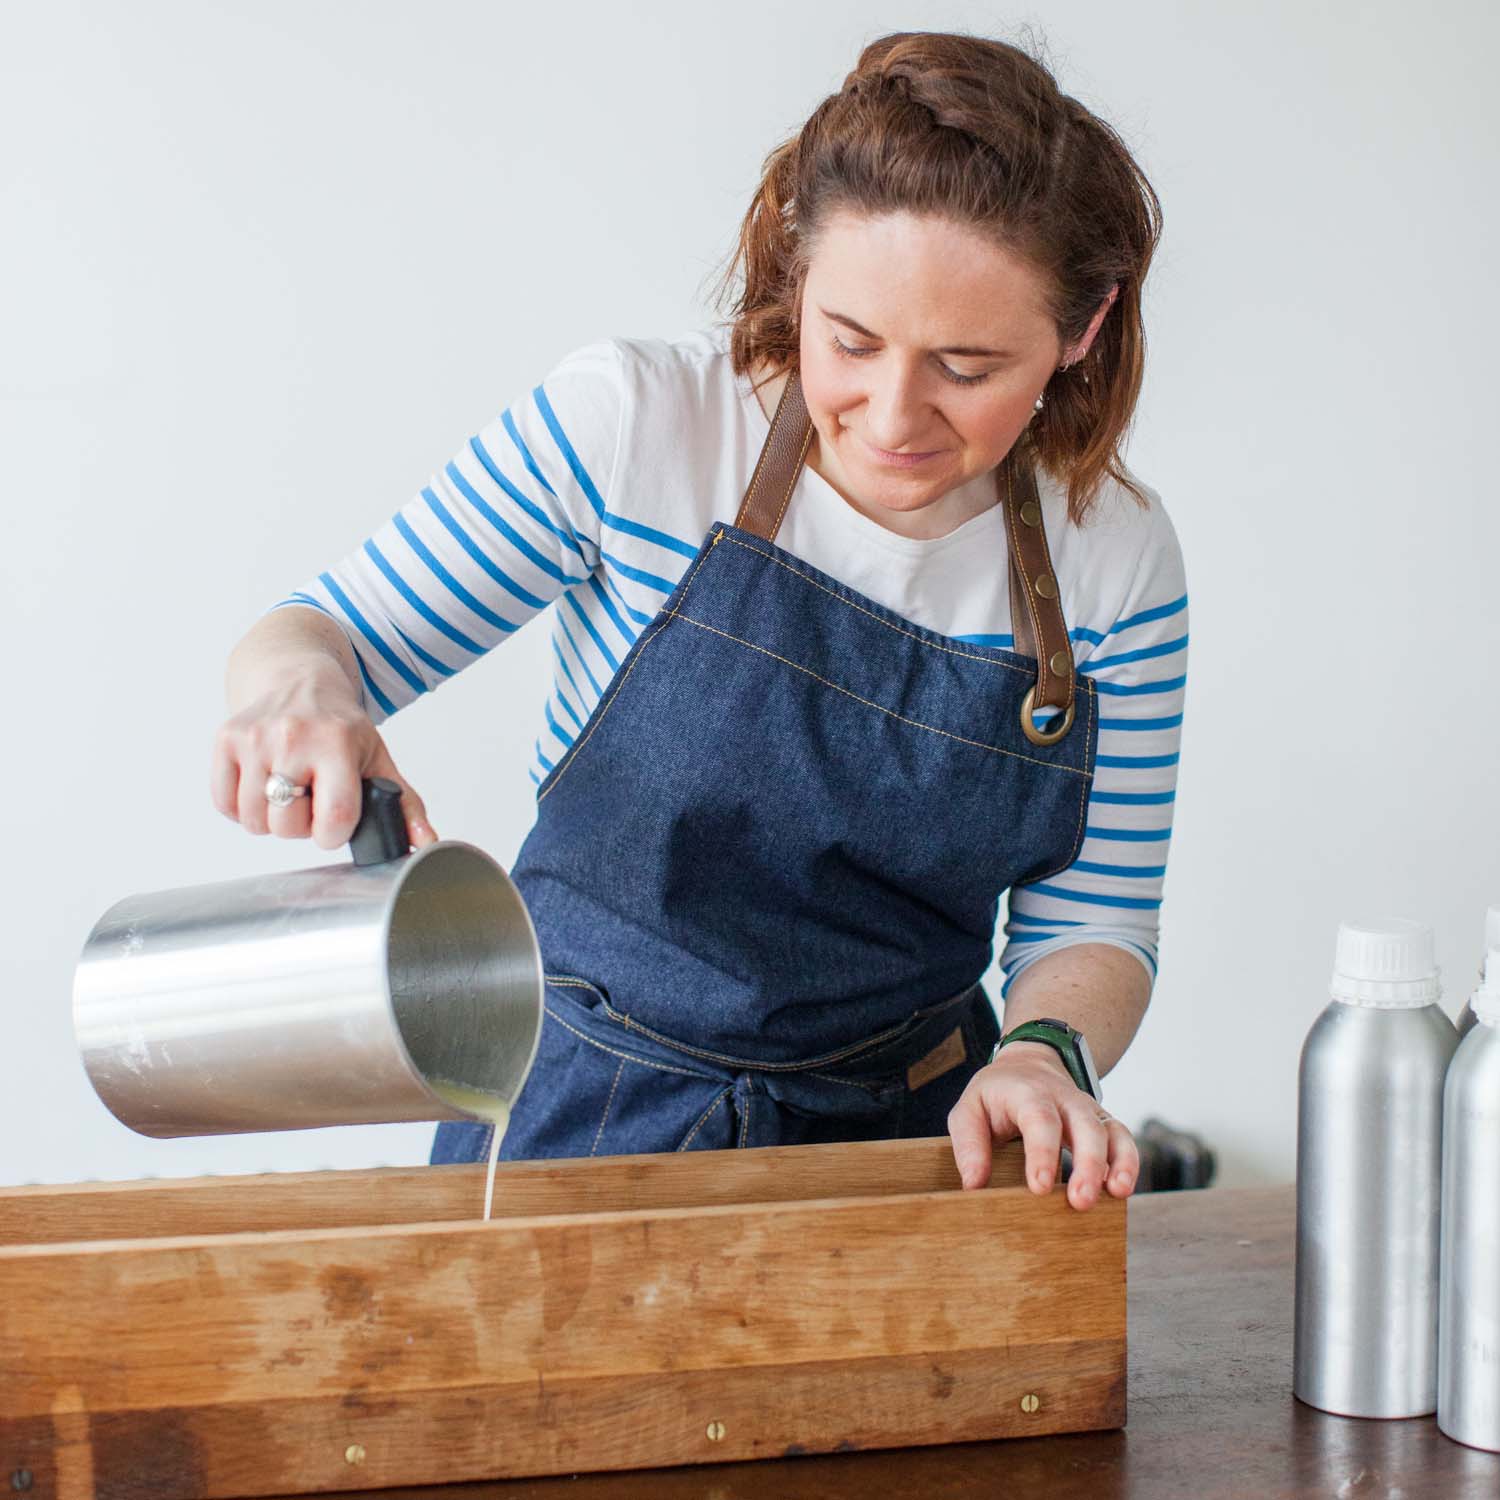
[{"left": 990, "top": 1017, "right": 1102, "bottom": 1101}]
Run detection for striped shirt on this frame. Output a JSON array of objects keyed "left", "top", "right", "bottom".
[{"left": 276, "top": 327, "right": 1188, "bottom": 995}]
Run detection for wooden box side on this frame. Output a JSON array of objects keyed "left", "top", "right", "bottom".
[
  {"left": 1, "top": 1160, "right": 1124, "bottom": 1496},
  {"left": 0, "top": 1136, "right": 1024, "bottom": 1246}
]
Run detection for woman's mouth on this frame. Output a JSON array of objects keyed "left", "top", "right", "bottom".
[{"left": 857, "top": 435, "right": 945, "bottom": 469}]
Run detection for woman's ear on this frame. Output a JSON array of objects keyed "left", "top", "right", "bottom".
[{"left": 1065, "top": 282, "right": 1119, "bottom": 365}]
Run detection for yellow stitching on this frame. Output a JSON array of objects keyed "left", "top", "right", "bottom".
[
  {"left": 738, "top": 1087, "right": 751, "bottom": 1148},
  {"left": 768, "top": 418, "right": 814, "bottom": 541},
  {"left": 678, "top": 1087, "right": 732, "bottom": 1150},
  {"left": 544, "top": 1006, "right": 717, "bottom": 1080},
  {"left": 590, "top": 1058, "right": 626, "bottom": 1157},
  {"left": 669, "top": 611, "right": 1090, "bottom": 779},
  {"left": 537, "top": 535, "right": 721, "bottom": 804},
  {"left": 714, "top": 531, "right": 1033, "bottom": 678}
]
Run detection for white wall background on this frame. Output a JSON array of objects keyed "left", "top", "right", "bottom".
[{"left": 3, "top": 0, "right": 1496, "bottom": 1189}]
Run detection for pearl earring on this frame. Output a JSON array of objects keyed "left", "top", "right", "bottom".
[{"left": 1033, "top": 392, "right": 1045, "bottom": 413}]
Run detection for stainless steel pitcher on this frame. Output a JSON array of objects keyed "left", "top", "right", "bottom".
[{"left": 74, "top": 778, "right": 543, "bottom": 1137}]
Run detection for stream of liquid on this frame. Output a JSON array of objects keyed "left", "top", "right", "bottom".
[{"left": 431, "top": 1083, "right": 513, "bottom": 1221}]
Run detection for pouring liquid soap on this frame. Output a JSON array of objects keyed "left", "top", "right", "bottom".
[{"left": 431, "top": 1083, "right": 513, "bottom": 1221}]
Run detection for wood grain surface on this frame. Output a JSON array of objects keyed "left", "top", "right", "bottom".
[
  {"left": 253, "top": 1185, "right": 1500, "bottom": 1500},
  {"left": 0, "top": 1137, "right": 1123, "bottom": 1497}
]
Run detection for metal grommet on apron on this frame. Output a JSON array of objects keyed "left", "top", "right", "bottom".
[{"left": 432, "top": 373, "right": 1099, "bottom": 1166}]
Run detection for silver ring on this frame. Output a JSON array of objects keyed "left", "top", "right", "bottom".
[{"left": 264, "top": 772, "right": 308, "bottom": 808}]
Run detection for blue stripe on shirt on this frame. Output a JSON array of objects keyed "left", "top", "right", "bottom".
[
  {"left": 1007, "top": 910, "right": 1085, "bottom": 928},
  {"left": 445, "top": 459, "right": 588, "bottom": 588},
  {"left": 1097, "top": 752, "right": 1181, "bottom": 769},
  {"left": 470, "top": 433, "right": 585, "bottom": 560},
  {"left": 1099, "top": 714, "right": 1184, "bottom": 732},
  {"left": 353, "top": 654, "right": 398, "bottom": 717},
  {"left": 587, "top": 573, "right": 636, "bottom": 648},
  {"left": 1093, "top": 674, "right": 1187, "bottom": 697},
  {"left": 544, "top": 696, "right": 576, "bottom": 751},
  {"left": 1072, "top": 860, "right": 1168, "bottom": 879},
  {"left": 363, "top": 539, "right": 486, "bottom": 656},
  {"left": 501, "top": 409, "right": 558, "bottom": 497},
  {"left": 318, "top": 571, "right": 426, "bottom": 697},
  {"left": 1082, "top": 634, "right": 1189, "bottom": 672},
  {"left": 556, "top": 610, "right": 605, "bottom": 696},
  {"left": 563, "top": 590, "right": 620, "bottom": 673},
  {"left": 1090, "top": 788, "right": 1177, "bottom": 805},
  {"left": 1025, "top": 881, "right": 1163, "bottom": 911},
  {"left": 395, "top": 625, "right": 456, "bottom": 679},
  {"left": 552, "top": 635, "right": 592, "bottom": 714},
  {"left": 534, "top": 385, "right": 607, "bottom": 519},
  {"left": 412, "top": 496, "right": 544, "bottom": 617},
  {"left": 1085, "top": 825, "right": 1173, "bottom": 842},
  {"left": 533, "top": 383, "right": 698, "bottom": 560},
  {"left": 553, "top": 680, "right": 585, "bottom": 733},
  {"left": 601, "top": 550, "right": 676, "bottom": 596}
]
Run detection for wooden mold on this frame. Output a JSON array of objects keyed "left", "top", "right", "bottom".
[{"left": 0, "top": 1137, "right": 1125, "bottom": 1497}]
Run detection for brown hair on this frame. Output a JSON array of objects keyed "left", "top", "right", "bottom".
[{"left": 714, "top": 30, "right": 1163, "bottom": 522}]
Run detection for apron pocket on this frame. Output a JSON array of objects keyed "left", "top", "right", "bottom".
[{"left": 501, "top": 977, "right": 734, "bottom": 1162}]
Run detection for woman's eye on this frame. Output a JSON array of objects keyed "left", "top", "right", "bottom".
[
  {"left": 939, "top": 364, "right": 990, "bottom": 387},
  {"left": 830, "top": 335, "right": 991, "bottom": 388}
]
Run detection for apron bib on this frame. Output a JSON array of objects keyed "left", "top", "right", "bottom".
[{"left": 433, "top": 374, "right": 1097, "bottom": 1163}]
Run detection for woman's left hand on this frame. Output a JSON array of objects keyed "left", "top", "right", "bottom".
[{"left": 946, "top": 1040, "right": 1139, "bottom": 1210}]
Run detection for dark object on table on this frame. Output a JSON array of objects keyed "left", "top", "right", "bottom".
[{"left": 1135, "top": 1116, "right": 1217, "bottom": 1191}]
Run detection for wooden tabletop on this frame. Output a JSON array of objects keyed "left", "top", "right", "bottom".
[{"left": 311, "top": 1184, "right": 1500, "bottom": 1500}]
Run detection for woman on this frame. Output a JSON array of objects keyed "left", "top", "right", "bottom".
[{"left": 212, "top": 31, "right": 1185, "bottom": 1214}]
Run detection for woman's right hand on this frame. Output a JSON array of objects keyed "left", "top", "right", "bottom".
[{"left": 210, "top": 669, "right": 437, "bottom": 851}]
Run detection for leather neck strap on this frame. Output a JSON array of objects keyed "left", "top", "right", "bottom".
[{"left": 735, "top": 370, "right": 1076, "bottom": 719}]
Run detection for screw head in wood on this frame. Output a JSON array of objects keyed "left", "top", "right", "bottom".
[
  {"left": 1021, "top": 1393, "right": 1041, "bottom": 1414},
  {"left": 705, "top": 1421, "right": 726, "bottom": 1442},
  {"left": 344, "top": 1444, "right": 367, "bottom": 1466}
]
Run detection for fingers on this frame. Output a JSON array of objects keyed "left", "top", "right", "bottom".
[
  {"left": 209, "top": 733, "right": 241, "bottom": 822},
  {"left": 948, "top": 1060, "right": 1140, "bottom": 1212},
  {"left": 946, "top": 1091, "right": 997, "bottom": 1190},
  {"left": 1015, "top": 1100, "right": 1063, "bottom": 1196},
  {"left": 1062, "top": 1097, "right": 1110, "bottom": 1211},
  {"left": 235, "top": 753, "right": 272, "bottom": 835},
  {"left": 1104, "top": 1117, "right": 1141, "bottom": 1199},
  {"left": 309, "top": 757, "right": 364, "bottom": 849}
]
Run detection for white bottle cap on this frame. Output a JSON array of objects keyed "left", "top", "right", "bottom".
[
  {"left": 1472, "top": 941, "right": 1500, "bottom": 1026},
  {"left": 1329, "top": 918, "right": 1442, "bottom": 1007}
]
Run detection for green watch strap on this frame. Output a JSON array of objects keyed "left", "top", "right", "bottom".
[{"left": 991, "top": 1020, "right": 1095, "bottom": 1097}]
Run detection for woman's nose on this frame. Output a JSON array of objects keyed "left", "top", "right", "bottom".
[{"left": 862, "top": 371, "right": 932, "bottom": 450}]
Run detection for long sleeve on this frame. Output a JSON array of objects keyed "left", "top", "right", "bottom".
[
  {"left": 270, "top": 338, "right": 625, "bottom": 721},
  {"left": 999, "top": 496, "right": 1188, "bottom": 994}
]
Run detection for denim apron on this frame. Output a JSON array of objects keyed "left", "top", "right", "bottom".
[{"left": 432, "top": 375, "right": 1098, "bottom": 1164}]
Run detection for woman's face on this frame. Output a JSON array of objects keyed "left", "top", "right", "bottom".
[{"left": 797, "top": 210, "right": 1069, "bottom": 529}]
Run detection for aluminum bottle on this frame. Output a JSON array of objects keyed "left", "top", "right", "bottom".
[
  {"left": 1294, "top": 919, "right": 1458, "bottom": 1417},
  {"left": 1438, "top": 941, "right": 1500, "bottom": 1450},
  {"left": 1453, "top": 906, "right": 1500, "bottom": 1038}
]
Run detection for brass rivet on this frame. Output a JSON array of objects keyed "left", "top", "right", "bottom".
[
  {"left": 1034, "top": 574, "right": 1058, "bottom": 600},
  {"left": 1019, "top": 500, "right": 1042, "bottom": 527},
  {"left": 1021, "top": 1393, "right": 1041, "bottom": 1414},
  {"left": 344, "top": 1444, "right": 367, "bottom": 1466},
  {"left": 1049, "top": 650, "right": 1072, "bottom": 676},
  {"left": 706, "top": 1421, "right": 726, "bottom": 1442}
]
